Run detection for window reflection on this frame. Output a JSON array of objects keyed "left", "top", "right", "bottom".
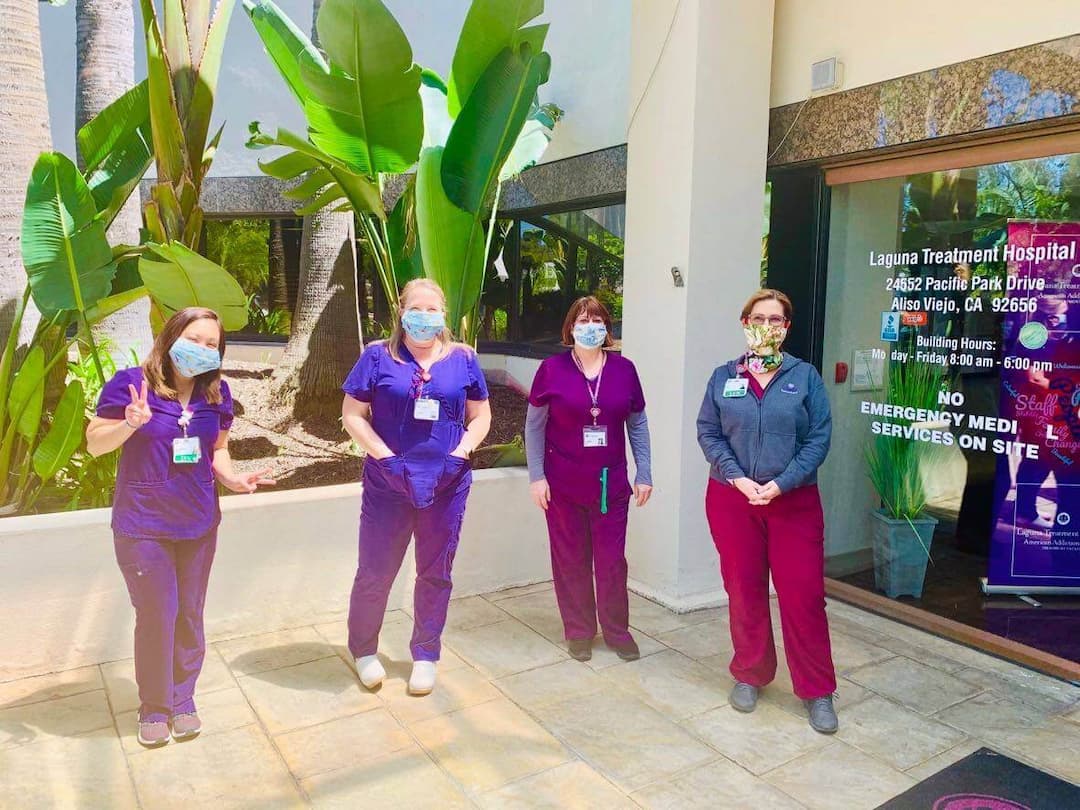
[{"left": 480, "top": 202, "right": 626, "bottom": 351}]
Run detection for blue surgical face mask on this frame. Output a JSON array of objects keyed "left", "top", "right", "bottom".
[
  {"left": 402, "top": 309, "right": 446, "bottom": 342},
  {"left": 573, "top": 322, "right": 607, "bottom": 349},
  {"left": 169, "top": 337, "right": 222, "bottom": 378}
]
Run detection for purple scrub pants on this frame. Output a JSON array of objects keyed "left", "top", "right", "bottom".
[
  {"left": 348, "top": 456, "right": 472, "bottom": 662},
  {"left": 545, "top": 491, "right": 634, "bottom": 646},
  {"left": 114, "top": 531, "right": 217, "bottom": 723}
]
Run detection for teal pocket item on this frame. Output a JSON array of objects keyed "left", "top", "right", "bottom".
[{"left": 600, "top": 467, "right": 609, "bottom": 515}]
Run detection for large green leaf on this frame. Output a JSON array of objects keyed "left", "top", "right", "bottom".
[
  {"left": 85, "top": 287, "right": 150, "bottom": 326},
  {"left": 33, "top": 380, "right": 86, "bottom": 481},
  {"left": 163, "top": 0, "right": 194, "bottom": 114},
  {"left": 442, "top": 44, "right": 551, "bottom": 215},
  {"left": 248, "top": 125, "right": 385, "bottom": 216},
  {"left": 21, "top": 153, "right": 116, "bottom": 317},
  {"left": 186, "top": 0, "right": 237, "bottom": 175},
  {"left": 243, "top": 0, "right": 328, "bottom": 105},
  {"left": 139, "top": 0, "right": 187, "bottom": 184},
  {"left": 301, "top": 0, "right": 423, "bottom": 175},
  {"left": 77, "top": 81, "right": 154, "bottom": 226},
  {"left": 447, "top": 0, "right": 547, "bottom": 116},
  {"left": 9, "top": 346, "right": 45, "bottom": 442},
  {"left": 388, "top": 174, "right": 423, "bottom": 286},
  {"left": 139, "top": 242, "right": 248, "bottom": 331},
  {"left": 415, "top": 147, "right": 486, "bottom": 332},
  {"left": 257, "top": 149, "right": 323, "bottom": 180}
]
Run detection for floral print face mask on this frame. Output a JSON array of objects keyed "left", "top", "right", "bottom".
[{"left": 742, "top": 322, "right": 787, "bottom": 373}]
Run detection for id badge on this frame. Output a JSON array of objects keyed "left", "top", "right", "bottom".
[
  {"left": 723, "top": 378, "right": 749, "bottom": 398},
  {"left": 414, "top": 398, "right": 440, "bottom": 421},
  {"left": 583, "top": 425, "right": 608, "bottom": 448},
  {"left": 172, "top": 436, "right": 201, "bottom": 464}
]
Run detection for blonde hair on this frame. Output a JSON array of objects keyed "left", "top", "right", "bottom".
[
  {"left": 740, "top": 288, "right": 793, "bottom": 321},
  {"left": 386, "top": 279, "right": 459, "bottom": 363}
]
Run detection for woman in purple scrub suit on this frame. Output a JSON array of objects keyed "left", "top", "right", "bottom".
[
  {"left": 87, "top": 308, "right": 274, "bottom": 749},
  {"left": 525, "top": 296, "right": 653, "bottom": 662},
  {"left": 342, "top": 279, "right": 492, "bottom": 698}
]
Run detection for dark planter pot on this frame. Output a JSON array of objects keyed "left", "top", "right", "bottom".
[{"left": 870, "top": 510, "right": 937, "bottom": 599}]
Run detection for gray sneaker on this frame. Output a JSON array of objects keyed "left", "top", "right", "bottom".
[
  {"left": 803, "top": 695, "right": 838, "bottom": 734},
  {"left": 729, "top": 682, "right": 759, "bottom": 713}
]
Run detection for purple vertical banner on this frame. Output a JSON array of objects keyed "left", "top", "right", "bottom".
[{"left": 990, "top": 220, "right": 1080, "bottom": 590}]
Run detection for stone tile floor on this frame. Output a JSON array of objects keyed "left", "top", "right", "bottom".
[{"left": 1, "top": 583, "right": 1078, "bottom": 809}]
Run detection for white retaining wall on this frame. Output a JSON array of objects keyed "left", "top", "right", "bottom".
[{"left": 0, "top": 469, "right": 550, "bottom": 683}]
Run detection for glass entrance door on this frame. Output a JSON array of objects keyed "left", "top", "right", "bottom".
[{"left": 819, "top": 151, "right": 1080, "bottom": 664}]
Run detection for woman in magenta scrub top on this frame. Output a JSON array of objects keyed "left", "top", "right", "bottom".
[
  {"left": 87, "top": 308, "right": 274, "bottom": 748},
  {"left": 525, "top": 296, "right": 653, "bottom": 661},
  {"left": 342, "top": 279, "right": 492, "bottom": 697}
]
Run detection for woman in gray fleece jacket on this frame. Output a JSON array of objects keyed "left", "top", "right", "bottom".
[{"left": 697, "top": 288, "right": 838, "bottom": 734}]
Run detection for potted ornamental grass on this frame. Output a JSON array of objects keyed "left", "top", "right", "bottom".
[{"left": 865, "top": 353, "right": 946, "bottom": 598}]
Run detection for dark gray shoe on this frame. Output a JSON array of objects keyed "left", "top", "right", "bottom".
[
  {"left": 611, "top": 637, "right": 640, "bottom": 662},
  {"left": 567, "top": 638, "right": 593, "bottom": 661},
  {"left": 804, "top": 695, "right": 838, "bottom": 734},
  {"left": 730, "top": 682, "right": 759, "bottom": 713}
]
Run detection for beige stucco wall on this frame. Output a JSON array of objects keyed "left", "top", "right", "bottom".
[{"left": 771, "top": 0, "right": 1080, "bottom": 106}]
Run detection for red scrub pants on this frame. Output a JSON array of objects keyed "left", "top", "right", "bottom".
[
  {"left": 705, "top": 480, "right": 836, "bottom": 699},
  {"left": 545, "top": 491, "right": 633, "bottom": 646}
]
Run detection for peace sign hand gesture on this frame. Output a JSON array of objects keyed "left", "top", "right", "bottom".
[
  {"left": 225, "top": 467, "right": 277, "bottom": 494},
  {"left": 125, "top": 381, "right": 152, "bottom": 429}
]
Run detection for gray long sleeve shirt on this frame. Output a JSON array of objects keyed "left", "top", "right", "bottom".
[{"left": 525, "top": 404, "right": 653, "bottom": 486}]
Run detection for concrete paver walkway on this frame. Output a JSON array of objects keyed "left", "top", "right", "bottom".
[{"left": 1, "top": 584, "right": 1077, "bottom": 808}]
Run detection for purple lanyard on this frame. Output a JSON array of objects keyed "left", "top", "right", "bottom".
[
  {"left": 572, "top": 351, "right": 605, "bottom": 424},
  {"left": 409, "top": 365, "right": 432, "bottom": 400}
]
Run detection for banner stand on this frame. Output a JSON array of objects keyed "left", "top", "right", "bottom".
[{"left": 980, "top": 577, "right": 1080, "bottom": 596}]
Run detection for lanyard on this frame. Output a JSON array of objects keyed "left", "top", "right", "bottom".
[
  {"left": 407, "top": 345, "right": 441, "bottom": 400},
  {"left": 178, "top": 408, "right": 194, "bottom": 437},
  {"left": 410, "top": 365, "right": 432, "bottom": 400},
  {"left": 572, "top": 351, "right": 605, "bottom": 424}
]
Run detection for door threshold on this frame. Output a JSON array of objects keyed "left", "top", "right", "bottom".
[{"left": 825, "top": 578, "right": 1080, "bottom": 684}]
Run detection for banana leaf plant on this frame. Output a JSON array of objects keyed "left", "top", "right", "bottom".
[
  {"left": 2, "top": 0, "right": 248, "bottom": 515},
  {"left": 244, "top": 0, "right": 558, "bottom": 343},
  {"left": 139, "top": 0, "right": 235, "bottom": 250}
]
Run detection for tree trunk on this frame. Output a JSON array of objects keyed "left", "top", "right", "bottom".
[
  {"left": 267, "top": 218, "right": 290, "bottom": 331},
  {"left": 268, "top": 0, "right": 361, "bottom": 420},
  {"left": 76, "top": 0, "right": 153, "bottom": 366},
  {"left": 0, "top": 0, "right": 50, "bottom": 346},
  {"left": 270, "top": 211, "right": 361, "bottom": 417}
]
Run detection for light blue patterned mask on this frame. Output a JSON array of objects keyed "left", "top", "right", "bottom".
[
  {"left": 169, "top": 337, "right": 222, "bottom": 378},
  {"left": 572, "top": 322, "right": 607, "bottom": 349},
  {"left": 402, "top": 310, "right": 446, "bottom": 342}
]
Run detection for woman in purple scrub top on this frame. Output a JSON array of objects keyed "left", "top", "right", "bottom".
[
  {"left": 342, "top": 279, "right": 492, "bottom": 698},
  {"left": 87, "top": 308, "right": 274, "bottom": 749},
  {"left": 525, "top": 296, "right": 653, "bottom": 662}
]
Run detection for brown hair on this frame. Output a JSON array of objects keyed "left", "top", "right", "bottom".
[
  {"left": 740, "top": 288, "right": 793, "bottom": 322},
  {"left": 143, "top": 307, "right": 226, "bottom": 404},
  {"left": 561, "top": 296, "right": 615, "bottom": 348},
  {"left": 386, "top": 278, "right": 461, "bottom": 363}
]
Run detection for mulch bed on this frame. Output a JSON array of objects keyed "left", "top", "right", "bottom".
[{"left": 223, "top": 360, "right": 529, "bottom": 493}]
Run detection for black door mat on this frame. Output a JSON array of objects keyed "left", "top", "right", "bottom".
[{"left": 876, "top": 747, "right": 1080, "bottom": 810}]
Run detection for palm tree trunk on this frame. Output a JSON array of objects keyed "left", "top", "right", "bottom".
[
  {"left": 269, "top": 0, "right": 361, "bottom": 418},
  {"left": 267, "top": 218, "right": 290, "bottom": 331},
  {"left": 0, "top": 0, "right": 50, "bottom": 346},
  {"left": 76, "top": 0, "right": 153, "bottom": 365},
  {"left": 270, "top": 211, "right": 361, "bottom": 415}
]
